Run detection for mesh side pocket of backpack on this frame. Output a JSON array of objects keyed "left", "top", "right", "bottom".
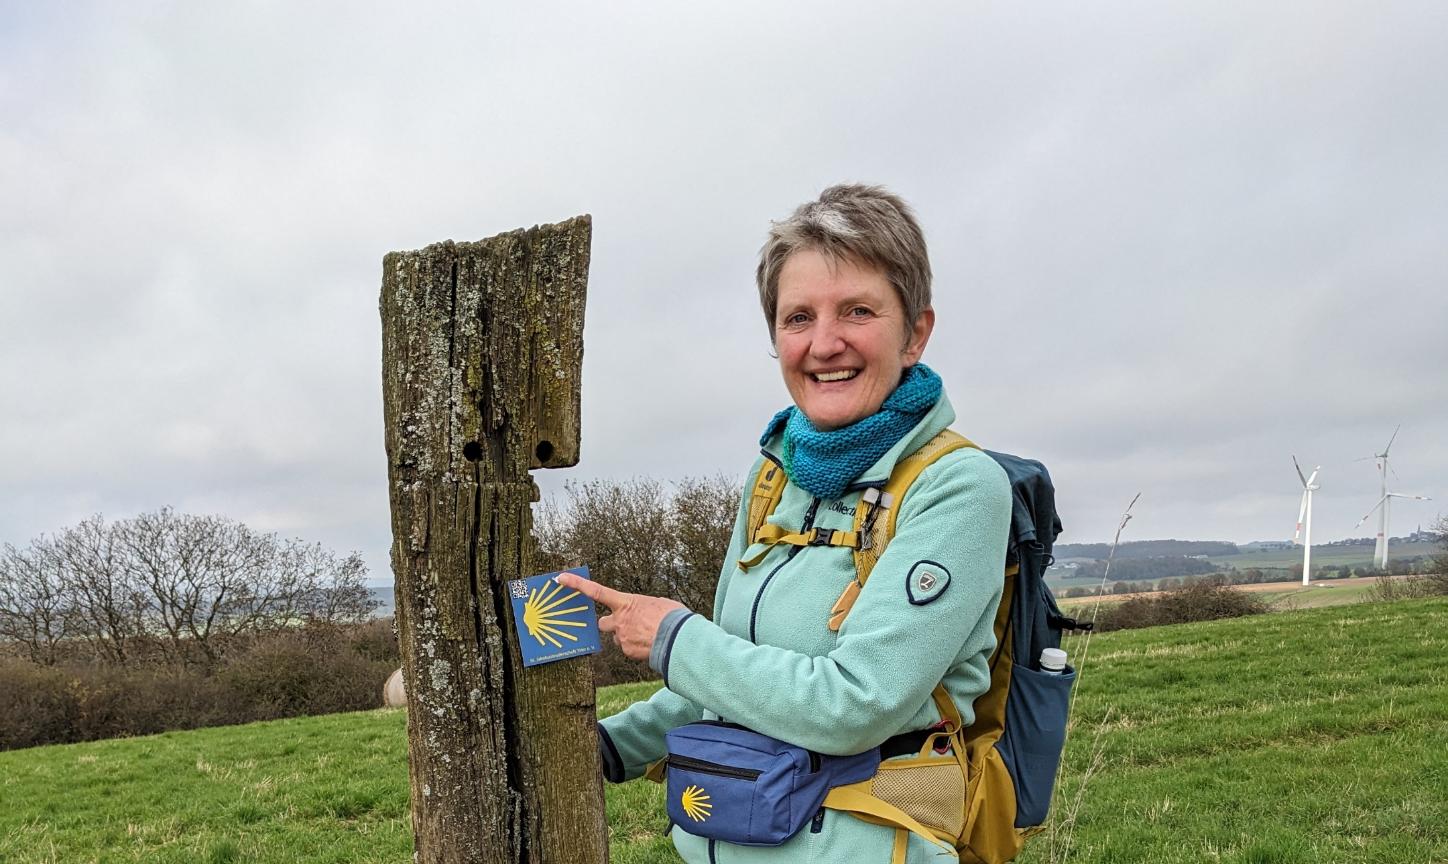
[
  {"left": 996, "top": 662, "right": 1074, "bottom": 828},
  {"left": 869, "top": 757, "right": 966, "bottom": 841}
]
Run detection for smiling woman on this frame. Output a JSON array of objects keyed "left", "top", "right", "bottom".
[{"left": 557, "top": 185, "right": 1012, "bottom": 864}]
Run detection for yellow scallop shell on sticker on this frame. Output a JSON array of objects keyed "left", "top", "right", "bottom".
[{"left": 522, "top": 580, "right": 590, "bottom": 648}]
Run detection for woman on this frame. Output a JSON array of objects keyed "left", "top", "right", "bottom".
[{"left": 557, "top": 184, "right": 1011, "bottom": 863}]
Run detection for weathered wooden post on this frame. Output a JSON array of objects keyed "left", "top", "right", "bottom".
[{"left": 380, "top": 216, "right": 606, "bottom": 864}]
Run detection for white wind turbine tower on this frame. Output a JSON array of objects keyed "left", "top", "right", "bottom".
[
  {"left": 1293, "top": 457, "right": 1320, "bottom": 586},
  {"left": 1354, "top": 426, "right": 1432, "bottom": 570}
]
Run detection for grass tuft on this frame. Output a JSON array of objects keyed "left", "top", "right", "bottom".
[{"left": 205, "top": 839, "right": 241, "bottom": 864}]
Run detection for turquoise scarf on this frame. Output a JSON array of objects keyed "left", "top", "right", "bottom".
[{"left": 759, "top": 363, "right": 943, "bottom": 501}]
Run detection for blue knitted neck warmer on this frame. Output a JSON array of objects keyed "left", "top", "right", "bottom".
[{"left": 759, "top": 363, "right": 943, "bottom": 501}]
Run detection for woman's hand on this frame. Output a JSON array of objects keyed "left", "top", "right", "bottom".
[{"left": 553, "top": 572, "right": 685, "bottom": 661}]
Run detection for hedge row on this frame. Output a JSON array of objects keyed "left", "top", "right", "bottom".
[
  {"left": 0, "top": 619, "right": 397, "bottom": 751},
  {"left": 1093, "top": 582, "right": 1268, "bottom": 632}
]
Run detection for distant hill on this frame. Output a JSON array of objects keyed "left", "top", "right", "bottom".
[
  {"left": 1055, "top": 539, "right": 1240, "bottom": 560},
  {"left": 1055, "top": 555, "right": 1222, "bottom": 583}
]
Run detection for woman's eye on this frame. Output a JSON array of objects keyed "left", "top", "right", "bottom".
[
  {"left": 784, "top": 313, "right": 809, "bottom": 326},
  {"left": 848, "top": 306, "right": 872, "bottom": 318}
]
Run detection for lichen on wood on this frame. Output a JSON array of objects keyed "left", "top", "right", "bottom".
[{"left": 381, "top": 215, "right": 603, "bottom": 864}]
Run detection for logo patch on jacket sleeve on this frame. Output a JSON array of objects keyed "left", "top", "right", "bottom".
[{"left": 906, "top": 560, "right": 951, "bottom": 605}]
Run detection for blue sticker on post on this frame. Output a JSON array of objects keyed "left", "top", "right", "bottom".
[{"left": 509, "top": 566, "right": 603, "bottom": 667}]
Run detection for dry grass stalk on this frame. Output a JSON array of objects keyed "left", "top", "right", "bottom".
[
  {"left": 1039, "top": 494, "right": 1137, "bottom": 864},
  {"left": 1042, "top": 706, "right": 1113, "bottom": 864}
]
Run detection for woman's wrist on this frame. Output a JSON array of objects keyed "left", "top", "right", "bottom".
[{"left": 648, "top": 607, "right": 696, "bottom": 681}]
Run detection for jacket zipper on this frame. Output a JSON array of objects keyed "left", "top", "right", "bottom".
[
  {"left": 666, "top": 754, "right": 763, "bottom": 781},
  {"left": 748, "top": 497, "right": 820, "bottom": 643}
]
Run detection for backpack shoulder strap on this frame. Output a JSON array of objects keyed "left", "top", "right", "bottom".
[
  {"left": 828, "top": 429, "right": 978, "bottom": 631},
  {"left": 735, "top": 457, "right": 789, "bottom": 570},
  {"left": 745, "top": 456, "right": 788, "bottom": 538}
]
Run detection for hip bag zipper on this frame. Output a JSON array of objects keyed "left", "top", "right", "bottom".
[{"left": 666, "top": 754, "right": 763, "bottom": 780}]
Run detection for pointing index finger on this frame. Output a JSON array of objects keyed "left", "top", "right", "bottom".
[{"left": 554, "top": 572, "right": 624, "bottom": 609}]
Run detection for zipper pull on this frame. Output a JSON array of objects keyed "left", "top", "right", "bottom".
[{"left": 858, "top": 487, "right": 892, "bottom": 550}]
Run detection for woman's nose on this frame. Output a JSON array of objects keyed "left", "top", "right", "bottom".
[{"left": 808, "top": 319, "right": 847, "bottom": 358}]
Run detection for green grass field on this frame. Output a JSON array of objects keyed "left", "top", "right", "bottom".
[{"left": 2, "top": 598, "right": 1445, "bottom": 863}]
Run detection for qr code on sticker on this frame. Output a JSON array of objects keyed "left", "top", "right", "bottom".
[{"left": 508, "top": 580, "right": 530, "bottom": 599}]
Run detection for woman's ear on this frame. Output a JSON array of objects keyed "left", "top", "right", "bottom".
[{"left": 902, "top": 306, "right": 935, "bottom": 365}]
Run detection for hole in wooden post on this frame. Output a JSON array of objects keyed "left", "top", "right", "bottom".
[
  {"left": 535, "top": 441, "right": 555, "bottom": 463},
  {"left": 462, "top": 441, "right": 482, "bottom": 461}
]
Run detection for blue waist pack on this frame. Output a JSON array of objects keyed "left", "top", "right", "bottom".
[{"left": 664, "top": 721, "right": 880, "bottom": 846}]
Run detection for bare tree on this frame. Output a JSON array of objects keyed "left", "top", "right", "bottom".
[
  {"left": 293, "top": 546, "right": 375, "bottom": 623},
  {"left": 1428, "top": 514, "right": 1448, "bottom": 594},
  {"left": 667, "top": 473, "right": 741, "bottom": 612},
  {"left": 535, "top": 474, "right": 739, "bottom": 612},
  {"left": 54, "top": 515, "right": 140, "bottom": 665},
  {"left": 0, "top": 540, "right": 71, "bottom": 665},
  {"left": 115, "top": 509, "right": 377, "bottom": 667},
  {"left": 1, "top": 508, "right": 377, "bottom": 669}
]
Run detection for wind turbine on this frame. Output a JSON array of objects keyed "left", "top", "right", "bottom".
[
  {"left": 1354, "top": 426, "right": 1432, "bottom": 570},
  {"left": 1292, "top": 457, "right": 1320, "bottom": 586}
]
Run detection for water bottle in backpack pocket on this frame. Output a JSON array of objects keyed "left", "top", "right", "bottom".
[{"left": 997, "top": 658, "right": 1075, "bottom": 828}]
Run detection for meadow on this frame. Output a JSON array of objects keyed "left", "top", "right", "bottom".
[
  {"left": 1, "top": 597, "right": 1444, "bottom": 863},
  {"left": 1055, "top": 577, "right": 1390, "bottom": 614}
]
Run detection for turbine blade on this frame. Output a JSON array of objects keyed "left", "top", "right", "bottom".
[
  {"left": 1293, "top": 456, "right": 1308, "bottom": 487},
  {"left": 1294, "top": 491, "right": 1309, "bottom": 542},
  {"left": 1383, "top": 424, "right": 1400, "bottom": 456},
  {"left": 1355, "top": 495, "right": 1388, "bottom": 529},
  {"left": 1306, "top": 468, "right": 1320, "bottom": 488}
]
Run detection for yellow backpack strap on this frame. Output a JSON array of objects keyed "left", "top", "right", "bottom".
[
  {"left": 931, "top": 682, "right": 964, "bottom": 732},
  {"left": 829, "top": 430, "right": 978, "bottom": 630},
  {"left": 737, "top": 458, "right": 789, "bottom": 570},
  {"left": 823, "top": 782, "right": 958, "bottom": 854},
  {"left": 746, "top": 458, "right": 787, "bottom": 539}
]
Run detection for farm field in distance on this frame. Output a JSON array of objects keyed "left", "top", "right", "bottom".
[
  {"left": 1204, "top": 539, "right": 1440, "bottom": 570},
  {"left": 1047, "top": 540, "right": 1442, "bottom": 593},
  {"left": 1054, "top": 575, "right": 1400, "bottom": 613},
  {"left": 1, "top": 598, "right": 1444, "bottom": 863}
]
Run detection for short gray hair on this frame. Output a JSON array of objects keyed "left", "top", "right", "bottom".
[{"left": 756, "top": 184, "right": 932, "bottom": 340}]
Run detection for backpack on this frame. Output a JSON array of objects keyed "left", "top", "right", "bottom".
[{"left": 739, "top": 430, "right": 1085, "bottom": 863}]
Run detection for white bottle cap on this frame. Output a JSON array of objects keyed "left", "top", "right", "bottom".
[{"left": 1040, "top": 647, "right": 1068, "bottom": 672}]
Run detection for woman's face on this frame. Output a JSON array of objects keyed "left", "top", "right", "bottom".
[{"left": 774, "top": 248, "right": 934, "bottom": 432}]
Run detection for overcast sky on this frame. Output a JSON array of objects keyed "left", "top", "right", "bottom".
[{"left": 4, "top": 2, "right": 1446, "bottom": 585}]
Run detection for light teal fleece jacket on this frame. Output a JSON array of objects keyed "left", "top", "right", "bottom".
[{"left": 599, "top": 392, "right": 1011, "bottom": 864}]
